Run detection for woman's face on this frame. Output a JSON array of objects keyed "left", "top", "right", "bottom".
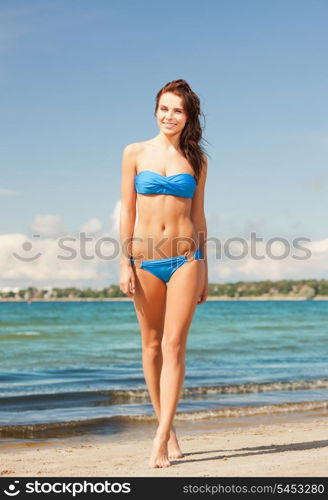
[{"left": 156, "top": 92, "right": 187, "bottom": 135}]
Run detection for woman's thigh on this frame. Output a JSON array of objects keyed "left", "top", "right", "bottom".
[
  {"left": 164, "top": 259, "right": 205, "bottom": 345},
  {"left": 132, "top": 267, "right": 167, "bottom": 346}
]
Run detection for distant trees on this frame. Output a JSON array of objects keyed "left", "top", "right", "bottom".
[
  {"left": 207, "top": 279, "right": 328, "bottom": 299},
  {"left": 0, "top": 280, "right": 327, "bottom": 300}
]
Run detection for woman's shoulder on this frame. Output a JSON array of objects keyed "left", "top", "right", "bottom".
[
  {"left": 123, "top": 142, "right": 140, "bottom": 155},
  {"left": 122, "top": 140, "right": 154, "bottom": 168},
  {"left": 123, "top": 140, "right": 151, "bottom": 154}
]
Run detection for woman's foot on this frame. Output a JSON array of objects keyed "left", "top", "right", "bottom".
[
  {"left": 168, "top": 425, "right": 184, "bottom": 459},
  {"left": 149, "top": 429, "right": 171, "bottom": 468}
]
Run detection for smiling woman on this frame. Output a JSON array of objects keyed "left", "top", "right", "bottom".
[
  {"left": 160, "top": 105, "right": 184, "bottom": 129},
  {"left": 119, "top": 79, "right": 209, "bottom": 469}
]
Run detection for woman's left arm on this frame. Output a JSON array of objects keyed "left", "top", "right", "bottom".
[{"left": 190, "top": 154, "right": 208, "bottom": 305}]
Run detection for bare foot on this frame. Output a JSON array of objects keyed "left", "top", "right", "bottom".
[
  {"left": 149, "top": 429, "right": 171, "bottom": 468},
  {"left": 168, "top": 425, "right": 184, "bottom": 459}
]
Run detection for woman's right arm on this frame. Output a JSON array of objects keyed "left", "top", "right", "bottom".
[{"left": 119, "top": 144, "right": 137, "bottom": 297}]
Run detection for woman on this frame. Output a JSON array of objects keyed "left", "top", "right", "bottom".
[{"left": 119, "top": 79, "right": 208, "bottom": 468}]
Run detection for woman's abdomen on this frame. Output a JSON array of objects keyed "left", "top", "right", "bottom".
[{"left": 131, "top": 216, "right": 198, "bottom": 260}]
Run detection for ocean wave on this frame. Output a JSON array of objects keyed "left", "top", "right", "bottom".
[
  {"left": 78, "top": 377, "right": 328, "bottom": 400},
  {"left": 2, "top": 331, "right": 41, "bottom": 337},
  {"left": 173, "top": 400, "right": 328, "bottom": 421},
  {"left": 1, "top": 378, "right": 328, "bottom": 405},
  {"left": 1, "top": 400, "right": 327, "bottom": 439},
  {"left": 182, "top": 378, "right": 328, "bottom": 395}
]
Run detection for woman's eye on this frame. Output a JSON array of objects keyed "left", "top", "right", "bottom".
[{"left": 160, "top": 108, "right": 182, "bottom": 114}]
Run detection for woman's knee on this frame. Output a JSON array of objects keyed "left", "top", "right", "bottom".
[
  {"left": 161, "top": 336, "right": 185, "bottom": 362},
  {"left": 142, "top": 337, "right": 162, "bottom": 360}
]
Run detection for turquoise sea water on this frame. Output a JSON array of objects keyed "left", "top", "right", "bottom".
[{"left": 0, "top": 300, "right": 327, "bottom": 440}]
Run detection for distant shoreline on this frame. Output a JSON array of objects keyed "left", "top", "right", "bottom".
[{"left": 1, "top": 296, "right": 328, "bottom": 302}]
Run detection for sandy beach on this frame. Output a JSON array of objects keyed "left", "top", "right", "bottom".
[{"left": 1, "top": 415, "right": 327, "bottom": 477}]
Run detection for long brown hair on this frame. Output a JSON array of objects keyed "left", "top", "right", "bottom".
[{"left": 154, "top": 79, "right": 209, "bottom": 182}]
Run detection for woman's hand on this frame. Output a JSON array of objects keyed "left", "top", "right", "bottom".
[
  {"left": 197, "top": 282, "right": 209, "bottom": 305},
  {"left": 119, "top": 264, "right": 136, "bottom": 298}
]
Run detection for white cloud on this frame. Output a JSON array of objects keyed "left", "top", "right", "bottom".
[
  {"left": 30, "top": 215, "right": 67, "bottom": 237},
  {"left": 109, "top": 199, "right": 121, "bottom": 237},
  {"left": 0, "top": 231, "right": 117, "bottom": 288},
  {"left": 0, "top": 204, "right": 122, "bottom": 288},
  {"left": 209, "top": 237, "right": 328, "bottom": 282},
  {"left": 0, "top": 188, "right": 19, "bottom": 196},
  {"left": 1, "top": 206, "right": 327, "bottom": 287},
  {"left": 308, "top": 238, "right": 328, "bottom": 253},
  {"left": 80, "top": 218, "right": 102, "bottom": 235}
]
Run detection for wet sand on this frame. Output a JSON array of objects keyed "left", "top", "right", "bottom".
[{"left": 1, "top": 413, "right": 327, "bottom": 477}]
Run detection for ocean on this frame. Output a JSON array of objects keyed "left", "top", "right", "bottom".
[{"left": 0, "top": 300, "right": 327, "bottom": 443}]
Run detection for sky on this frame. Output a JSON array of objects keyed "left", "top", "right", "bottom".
[{"left": 1, "top": 0, "right": 327, "bottom": 289}]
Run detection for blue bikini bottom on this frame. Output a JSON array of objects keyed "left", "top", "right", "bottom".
[{"left": 130, "top": 247, "right": 203, "bottom": 284}]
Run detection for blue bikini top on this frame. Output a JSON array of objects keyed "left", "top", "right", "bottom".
[{"left": 135, "top": 170, "right": 197, "bottom": 198}]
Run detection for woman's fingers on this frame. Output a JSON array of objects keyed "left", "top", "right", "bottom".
[
  {"left": 119, "top": 269, "right": 136, "bottom": 298},
  {"left": 197, "top": 293, "right": 207, "bottom": 304},
  {"left": 119, "top": 281, "right": 132, "bottom": 297}
]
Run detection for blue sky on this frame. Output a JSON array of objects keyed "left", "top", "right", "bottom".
[{"left": 1, "top": 0, "right": 327, "bottom": 288}]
